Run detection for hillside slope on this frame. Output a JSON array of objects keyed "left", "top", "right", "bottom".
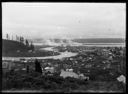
[
  {"left": 2, "top": 39, "right": 32, "bottom": 57},
  {"left": 2, "top": 39, "right": 59, "bottom": 57},
  {"left": 2, "top": 39, "right": 29, "bottom": 53}
]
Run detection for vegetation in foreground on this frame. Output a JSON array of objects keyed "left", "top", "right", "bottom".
[{"left": 2, "top": 70, "right": 125, "bottom": 93}]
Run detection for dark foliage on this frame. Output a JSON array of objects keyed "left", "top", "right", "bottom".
[
  {"left": 2, "top": 39, "right": 59, "bottom": 57},
  {"left": 35, "top": 60, "right": 42, "bottom": 73},
  {"left": 2, "top": 70, "right": 125, "bottom": 92},
  {"left": 26, "top": 65, "right": 29, "bottom": 73},
  {"left": 2, "top": 39, "right": 29, "bottom": 53}
]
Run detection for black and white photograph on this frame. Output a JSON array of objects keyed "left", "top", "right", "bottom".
[{"left": 2, "top": 2, "right": 126, "bottom": 93}]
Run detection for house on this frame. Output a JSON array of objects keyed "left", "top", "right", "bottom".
[
  {"left": 2, "top": 61, "right": 9, "bottom": 69},
  {"left": 79, "top": 73, "right": 89, "bottom": 80},
  {"left": 117, "top": 75, "right": 126, "bottom": 84},
  {"left": 60, "top": 70, "right": 79, "bottom": 78},
  {"left": 2, "top": 60, "right": 15, "bottom": 70},
  {"left": 66, "top": 68, "right": 73, "bottom": 72},
  {"left": 70, "top": 58, "right": 73, "bottom": 60},
  {"left": 101, "top": 49, "right": 111, "bottom": 57},
  {"left": 2, "top": 60, "right": 15, "bottom": 73},
  {"left": 44, "top": 67, "right": 55, "bottom": 73},
  {"left": 108, "top": 56, "right": 113, "bottom": 61}
]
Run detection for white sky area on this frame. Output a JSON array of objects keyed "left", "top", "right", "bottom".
[{"left": 2, "top": 3, "right": 126, "bottom": 39}]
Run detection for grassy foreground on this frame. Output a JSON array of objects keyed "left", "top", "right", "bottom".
[{"left": 2, "top": 70, "right": 125, "bottom": 93}]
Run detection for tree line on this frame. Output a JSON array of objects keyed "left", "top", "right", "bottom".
[{"left": 6, "top": 34, "right": 34, "bottom": 51}]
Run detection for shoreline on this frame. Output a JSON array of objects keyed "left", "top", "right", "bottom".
[{"left": 2, "top": 51, "right": 78, "bottom": 60}]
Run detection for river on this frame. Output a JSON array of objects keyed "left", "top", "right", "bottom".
[
  {"left": 2, "top": 47, "right": 77, "bottom": 61},
  {"left": 2, "top": 43, "right": 125, "bottom": 61},
  {"left": 39, "top": 47, "right": 55, "bottom": 51}
]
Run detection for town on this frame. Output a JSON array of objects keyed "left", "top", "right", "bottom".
[
  {"left": 2, "top": 44, "right": 126, "bottom": 92},
  {"left": 2, "top": 2, "right": 126, "bottom": 93}
]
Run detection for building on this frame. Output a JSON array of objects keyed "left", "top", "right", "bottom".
[
  {"left": 60, "top": 70, "right": 79, "bottom": 78},
  {"left": 79, "top": 73, "right": 89, "bottom": 80},
  {"left": 101, "top": 49, "right": 111, "bottom": 57},
  {"left": 66, "top": 68, "right": 73, "bottom": 72},
  {"left": 44, "top": 67, "right": 55, "bottom": 73},
  {"left": 117, "top": 75, "right": 126, "bottom": 84},
  {"left": 60, "top": 69, "right": 89, "bottom": 80},
  {"left": 2, "top": 60, "right": 15, "bottom": 73}
]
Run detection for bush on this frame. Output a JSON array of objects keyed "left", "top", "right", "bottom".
[
  {"left": 50, "top": 82, "right": 59, "bottom": 90},
  {"left": 3, "top": 69, "right": 125, "bottom": 92},
  {"left": 69, "top": 83, "right": 79, "bottom": 89},
  {"left": 65, "top": 77, "right": 76, "bottom": 83},
  {"left": 23, "top": 82, "right": 32, "bottom": 88}
]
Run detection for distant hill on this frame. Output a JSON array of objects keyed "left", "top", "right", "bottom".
[{"left": 72, "top": 38, "right": 125, "bottom": 43}]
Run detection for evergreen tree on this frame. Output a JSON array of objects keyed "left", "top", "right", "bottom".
[
  {"left": 35, "top": 59, "right": 42, "bottom": 73},
  {"left": 30, "top": 41, "right": 34, "bottom": 51},
  {"left": 22, "top": 37, "right": 24, "bottom": 44},
  {"left": 6, "top": 34, "right": 10, "bottom": 40},
  {"left": 25, "top": 39, "right": 29, "bottom": 47},
  {"left": 6, "top": 34, "right": 9, "bottom": 40},
  {"left": 20, "top": 36, "right": 21, "bottom": 42},
  {"left": 20, "top": 36, "right": 24, "bottom": 44},
  {"left": 26, "top": 65, "right": 29, "bottom": 73}
]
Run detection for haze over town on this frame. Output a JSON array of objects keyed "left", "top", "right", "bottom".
[{"left": 2, "top": 3, "right": 126, "bottom": 39}]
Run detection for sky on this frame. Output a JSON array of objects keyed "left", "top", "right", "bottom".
[{"left": 2, "top": 3, "right": 126, "bottom": 39}]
